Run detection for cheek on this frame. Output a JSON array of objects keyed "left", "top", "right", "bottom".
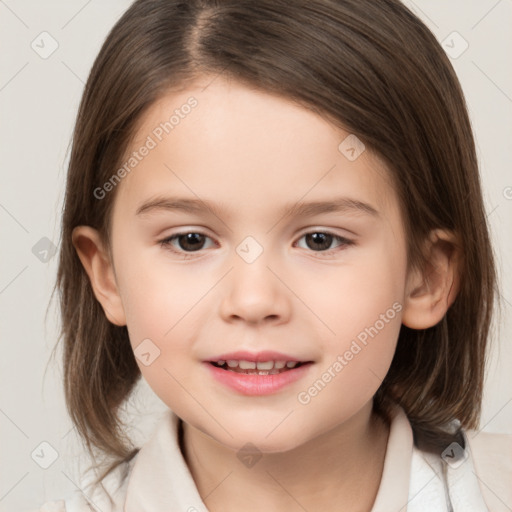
[
  {"left": 116, "top": 247, "right": 208, "bottom": 340},
  {"left": 295, "top": 257, "right": 404, "bottom": 424},
  {"left": 304, "top": 238, "right": 406, "bottom": 343},
  {"left": 113, "top": 249, "right": 213, "bottom": 397},
  {"left": 117, "top": 261, "right": 200, "bottom": 410},
  {"left": 298, "top": 236, "right": 405, "bottom": 401}
]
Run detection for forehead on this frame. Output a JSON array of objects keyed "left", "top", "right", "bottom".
[{"left": 113, "top": 77, "right": 398, "bottom": 222}]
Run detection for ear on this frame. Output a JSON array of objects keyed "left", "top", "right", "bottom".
[
  {"left": 71, "top": 226, "right": 126, "bottom": 326},
  {"left": 402, "top": 229, "right": 460, "bottom": 329}
]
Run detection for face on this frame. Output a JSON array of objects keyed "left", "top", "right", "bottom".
[{"left": 106, "top": 77, "right": 409, "bottom": 452}]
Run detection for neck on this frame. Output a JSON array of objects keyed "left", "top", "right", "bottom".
[{"left": 180, "top": 402, "right": 390, "bottom": 512}]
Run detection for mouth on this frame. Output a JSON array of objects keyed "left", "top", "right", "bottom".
[
  {"left": 205, "top": 353, "right": 315, "bottom": 395},
  {"left": 208, "top": 359, "right": 312, "bottom": 375}
]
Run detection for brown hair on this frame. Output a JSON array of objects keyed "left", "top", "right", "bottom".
[{"left": 50, "top": 0, "right": 498, "bottom": 497}]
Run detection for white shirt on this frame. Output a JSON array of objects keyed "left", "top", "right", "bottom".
[{"left": 32, "top": 405, "right": 512, "bottom": 511}]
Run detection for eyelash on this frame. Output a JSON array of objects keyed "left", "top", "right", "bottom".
[{"left": 158, "top": 230, "right": 355, "bottom": 259}]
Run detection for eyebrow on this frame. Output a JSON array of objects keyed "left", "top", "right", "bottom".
[{"left": 135, "top": 195, "right": 380, "bottom": 219}]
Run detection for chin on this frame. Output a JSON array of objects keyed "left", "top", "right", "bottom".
[{"left": 215, "top": 425, "right": 307, "bottom": 454}]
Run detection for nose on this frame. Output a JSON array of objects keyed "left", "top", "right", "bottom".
[{"left": 218, "top": 254, "right": 291, "bottom": 326}]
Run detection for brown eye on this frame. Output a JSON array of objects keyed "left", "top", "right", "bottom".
[
  {"left": 160, "top": 231, "right": 215, "bottom": 256},
  {"left": 305, "top": 232, "right": 333, "bottom": 251},
  {"left": 174, "top": 233, "right": 206, "bottom": 251},
  {"left": 295, "top": 231, "right": 354, "bottom": 254}
]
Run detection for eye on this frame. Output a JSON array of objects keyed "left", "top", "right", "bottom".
[
  {"left": 294, "top": 231, "right": 354, "bottom": 255},
  {"left": 159, "top": 231, "right": 216, "bottom": 258},
  {"left": 159, "top": 230, "right": 354, "bottom": 259}
]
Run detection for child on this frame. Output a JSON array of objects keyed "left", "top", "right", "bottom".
[{"left": 36, "top": 0, "right": 511, "bottom": 510}]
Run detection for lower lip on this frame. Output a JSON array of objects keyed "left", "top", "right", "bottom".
[{"left": 204, "top": 362, "right": 313, "bottom": 396}]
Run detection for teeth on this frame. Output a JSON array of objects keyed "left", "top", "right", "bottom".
[
  {"left": 216, "top": 359, "right": 301, "bottom": 370},
  {"left": 238, "top": 360, "right": 256, "bottom": 370},
  {"left": 256, "top": 361, "right": 274, "bottom": 370}
]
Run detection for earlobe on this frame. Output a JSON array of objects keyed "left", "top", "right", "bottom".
[
  {"left": 402, "top": 229, "right": 460, "bottom": 330},
  {"left": 71, "top": 226, "right": 127, "bottom": 326}
]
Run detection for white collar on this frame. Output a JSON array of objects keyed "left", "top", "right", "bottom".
[
  {"left": 124, "top": 409, "right": 209, "bottom": 511},
  {"left": 81, "top": 405, "right": 490, "bottom": 511}
]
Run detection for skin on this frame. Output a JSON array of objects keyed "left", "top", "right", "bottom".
[{"left": 73, "top": 76, "right": 460, "bottom": 511}]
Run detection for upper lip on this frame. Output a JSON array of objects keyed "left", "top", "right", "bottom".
[{"left": 206, "top": 350, "right": 312, "bottom": 363}]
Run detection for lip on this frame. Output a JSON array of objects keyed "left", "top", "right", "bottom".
[
  {"left": 206, "top": 350, "right": 309, "bottom": 363},
  {"left": 204, "top": 360, "right": 314, "bottom": 396}
]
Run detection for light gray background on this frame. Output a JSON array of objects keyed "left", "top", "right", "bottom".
[{"left": 1, "top": 1, "right": 511, "bottom": 510}]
